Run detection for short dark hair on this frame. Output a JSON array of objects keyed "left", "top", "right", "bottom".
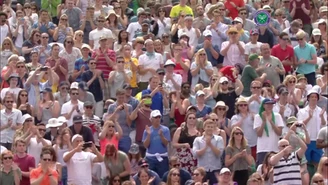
[
  {"left": 238, "top": 7, "right": 247, "bottom": 13},
  {"left": 279, "top": 32, "right": 289, "bottom": 39},
  {"left": 320, "top": 62, "right": 328, "bottom": 75},
  {"left": 0, "top": 12, "right": 8, "bottom": 19},
  {"left": 88, "top": 58, "right": 96, "bottom": 63},
  {"left": 40, "top": 149, "right": 52, "bottom": 159},
  {"left": 51, "top": 43, "right": 60, "bottom": 50},
  {"left": 39, "top": 9, "right": 48, "bottom": 14}
]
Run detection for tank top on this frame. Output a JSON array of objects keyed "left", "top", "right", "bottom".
[
  {"left": 174, "top": 108, "right": 185, "bottom": 127},
  {"left": 100, "top": 135, "right": 119, "bottom": 155},
  {"left": 41, "top": 102, "right": 54, "bottom": 124},
  {"left": 172, "top": 58, "right": 188, "bottom": 82},
  {"left": 178, "top": 129, "right": 197, "bottom": 148}
]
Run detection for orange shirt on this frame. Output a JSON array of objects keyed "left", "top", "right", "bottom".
[
  {"left": 30, "top": 166, "right": 59, "bottom": 185},
  {"left": 100, "top": 135, "right": 119, "bottom": 155}
]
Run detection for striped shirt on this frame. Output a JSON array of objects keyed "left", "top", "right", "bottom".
[
  {"left": 91, "top": 48, "right": 116, "bottom": 79},
  {"left": 273, "top": 152, "right": 302, "bottom": 185}
]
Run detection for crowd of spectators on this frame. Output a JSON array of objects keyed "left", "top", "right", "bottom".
[{"left": 0, "top": 0, "right": 328, "bottom": 185}]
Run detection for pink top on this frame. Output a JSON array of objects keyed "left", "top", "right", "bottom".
[{"left": 100, "top": 134, "right": 119, "bottom": 155}]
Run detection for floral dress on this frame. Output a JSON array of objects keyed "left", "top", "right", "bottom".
[{"left": 176, "top": 129, "right": 198, "bottom": 174}]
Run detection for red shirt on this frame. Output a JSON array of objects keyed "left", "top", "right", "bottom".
[
  {"left": 91, "top": 48, "right": 116, "bottom": 79},
  {"left": 45, "top": 58, "right": 68, "bottom": 83},
  {"left": 224, "top": 0, "right": 245, "bottom": 19},
  {"left": 271, "top": 44, "right": 295, "bottom": 73},
  {"left": 289, "top": 0, "right": 311, "bottom": 24},
  {"left": 13, "top": 154, "right": 36, "bottom": 185}
]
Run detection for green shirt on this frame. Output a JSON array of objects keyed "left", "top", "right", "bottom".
[
  {"left": 0, "top": 168, "right": 22, "bottom": 185},
  {"left": 41, "top": 0, "right": 62, "bottom": 18},
  {"left": 241, "top": 64, "right": 258, "bottom": 97}
]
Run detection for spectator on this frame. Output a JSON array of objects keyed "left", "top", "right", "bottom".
[
  {"left": 89, "top": 15, "right": 114, "bottom": 50},
  {"left": 54, "top": 81, "right": 70, "bottom": 107},
  {"left": 63, "top": 0, "right": 82, "bottom": 32},
  {"left": 133, "top": 159, "right": 161, "bottom": 185},
  {"left": 0, "top": 150, "right": 22, "bottom": 184},
  {"left": 142, "top": 110, "right": 170, "bottom": 178},
  {"left": 44, "top": 118, "right": 63, "bottom": 144},
  {"left": 63, "top": 134, "right": 103, "bottom": 185},
  {"left": 244, "top": 29, "right": 262, "bottom": 62},
  {"left": 99, "top": 120, "right": 123, "bottom": 154},
  {"left": 73, "top": 44, "right": 91, "bottom": 82},
  {"left": 317, "top": 125, "right": 328, "bottom": 157},
  {"left": 316, "top": 157, "right": 328, "bottom": 183},
  {"left": 162, "top": 156, "right": 192, "bottom": 185},
  {"left": 53, "top": 14, "right": 74, "bottom": 43},
  {"left": 45, "top": 44, "right": 68, "bottom": 83},
  {"left": 69, "top": 115, "right": 94, "bottom": 143},
  {"left": 80, "top": 7, "right": 96, "bottom": 44},
  {"left": 32, "top": 10, "right": 56, "bottom": 42}
]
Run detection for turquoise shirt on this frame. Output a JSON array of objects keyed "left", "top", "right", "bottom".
[{"left": 294, "top": 43, "right": 316, "bottom": 74}]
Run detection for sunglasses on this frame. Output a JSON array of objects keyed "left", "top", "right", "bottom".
[
  {"left": 117, "top": 61, "right": 124, "bottom": 63},
  {"left": 171, "top": 173, "right": 180, "bottom": 176},
  {"left": 252, "top": 86, "right": 261, "bottom": 89},
  {"left": 280, "top": 144, "right": 289, "bottom": 148},
  {"left": 238, "top": 104, "right": 248, "bottom": 107},
  {"left": 229, "top": 32, "right": 238, "bottom": 35},
  {"left": 43, "top": 158, "right": 52, "bottom": 161},
  {"left": 212, "top": 119, "right": 219, "bottom": 121},
  {"left": 141, "top": 165, "right": 149, "bottom": 168},
  {"left": 24, "top": 6, "right": 31, "bottom": 9},
  {"left": 221, "top": 82, "right": 228, "bottom": 85},
  {"left": 234, "top": 132, "right": 243, "bottom": 136},
  {"left": 85, "top": 106, "right": 93, "bottom": 109},
  {"left": 3, "top": 156, "right": 13, "bottom": 160},
  {"left": 39, "top": 129, "right": 46, "bottom": 132},
  {"left": 3, "top": 43, "right": 10, "bottom": 46},
  {"left": 325, "top": 163, "right": 328, "bottom": 166},
  {"left": 108, "top": 125, "right": 115, "bottom": 128},
  {"left": 173, "top": 164, "right": 180, "bottom": 167},
  {"left": 297, "top": 38, "right": 304, "bottom": 41},
  {"left": 6, "top": 101, "right": 14, "bottom": 103},
  {"left": 61, "top": 87, "right": 69, "bottom": 90},
  {"left": 289, "top": 80, "right": 296, "bottom": 84},
  {"left": 66, "top": 41, "right": 72, "bottom": 44},
  {"left": 98, "top": 20, "right": 105, "bottom": 22},
  {"left": 218, "top": 107, "right": 227, "bottom": 111},
  {"left": 158, "top": 73, "right": 165, "bottom": 75},
  {"left": 314, "top": 180, "right": 324, "bottom": 183},
  {"left": 20, "top": 94, "right": 28, "bottom": 97},
  {"left": 71, "top": 93, "right": 79, "bottom": 95},
  {"left": 61, "top": 19, "right": 67, "bottom": 21},
  {"left": 35, "top": 34, "right": 41, "bottom": 37},
  {"left": 282, "top": 38, "right": 289, "bottom": 41}
]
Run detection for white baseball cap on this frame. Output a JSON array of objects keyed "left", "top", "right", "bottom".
[
  {"left": 203, "top": 30, "right": 212, "bottom": 37},
  {"left": 219, "top": 76, "right": 229, "bottom": 83},
  {"left": 150, "top": 110, "right": 162, "bottom": 118}
]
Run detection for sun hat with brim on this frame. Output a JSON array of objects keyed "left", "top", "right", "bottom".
[
  {"left": 99, "top": 36, "right": 108, "bottom": 41},
  {"left": 312, "top": 28, "right": 321, "bottom": 36},
  {"left": 7, "top": 73, "right": 19, "bottom": 81},
  {"left": 236, "top": 97, "right": 248, "bottom": 105},
  {"left": 220, "top": 168, "right": 231, "bottom": 175},
  {"left": 81, "top": 44, "right": 92, "bottom": 50},
  {"left": 41, "top": 87, "right": 52, "bottom": 93},
  {"left": 214, "top": 101, "right": 229, "bottom": 111},
  {"left": 263, "top": 5, "right": 272, "bottom": 10},
  {"left": 286, "top": 116, "right": 297, "bottom": 125},
  {"left": 57, "top": 116, "right": 67, "bottom": 124},
  {"left": 319, "top": 6, "right": 328, "bottom": 13},
  {"left": 128, "top": 143, "right": 140, "bottom": 154},
  {"left": 318, "top": 19, "right": 327, "bottom": 25},
  {"left": 22, "top": 114, "right": 33, "bottom": 123},
  {"left": 164, "top": 59, "right": 176, "bottom": 67},
  {"left": 307, "top": 89, "right": 320, "bottom": 98},
  {"left": 84, "top": 101, "right": 94, "bottom": 107},
  {"left": 106, "top": 10, "right": 118, "bottom": 19},
  {"left": 178, "top": 32, "right": 189, "bottom": 39},
  {"left": 47, "top": 118, "right": 63, "bottom": 129},
  {"left": 138, "top": 159, "right": 149, "bottom": 167},
  {"left": 187, "top": 105, "right": 197, "bottom": 112}
]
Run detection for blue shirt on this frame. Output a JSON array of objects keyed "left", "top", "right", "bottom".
[
  {"left": 142, "top": 89, "right": 163, "bottom": 115},
  {"left": 25, "top": 81, "right": 52, "bottom": 108},
  {"left": 195, "top": 44, "right": 220, "bottom": 67},
  {"left": 196, "top": 106, "right": 212, "bottom": 118},
  {"left": 133, "top": 169, "right": 161, "bottom": 185},
  {"left": 294, "top": 43, "right": 316, "bottom": 74},
  {"left": 81, "top": 70, "right": 103, "bottom": 102},
  {"left": 142, "top": 125, "right": 170, "bottom": 154},
  {"left": 74, "top": 57, "right": 90, "bottom": 82}
]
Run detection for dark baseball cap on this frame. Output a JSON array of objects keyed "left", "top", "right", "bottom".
[
  {"left": 73, "top": 115, "right": 83, "bottom": 123},
  {"left": 84, "top": 101, "right": 93, "bottom": 107},
  {"left": 78, "top": 81, "right": 88, "bottom": 91},
  {"left": 138, "top": 159, "right": 149, "bottom": 167},
  {"left": 123, "top": 84, "right": 132, "bottom": 89}
]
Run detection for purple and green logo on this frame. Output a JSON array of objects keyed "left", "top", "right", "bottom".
[{"left": 254, "top": 10, "right": 271, "bottom": 26}]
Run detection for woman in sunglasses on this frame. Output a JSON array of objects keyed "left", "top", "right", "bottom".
[
  {"left": 166, "top": 168, "right": 180, "bottom": 185},
  {"left": 110, "top": 175, "right": 122, "bottom": 185},
  {"left": 225, "top": 127, "right": 253, "bottom": 185},
  {"left": 317, "top": 157, "right": 328, "bottom": 184},
  {"left": 99, "top": 120, "right": 123, "bottom": 155},
  {"left": 0, "top": 150, "right": 21, "bottom": 185},
  {"left": 13, "top": 114, "right": 34, "bottom": 144}
]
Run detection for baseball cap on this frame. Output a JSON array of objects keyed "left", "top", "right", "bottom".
[
  {"left": 248, "top": 54, "right": 259, "bottom": 61},
  {"left": 70, "top": 82, "right": 79, "bottom": 89},
  {"left": 99, "top": 36, "right": 108, "bottom": 41},
  {"left": 83, "top": 101, "right": 93, "bottom": 107},
  {"left": 196, "top": 90, "right": 205, "bottom": 97},
  {"left": 233, "top": 17, "right": 243, "bottom": 25},
  {"left": 286, "top": 116, "right": 297, "bottom": 124},
  {"left": 22, "top": 114, "right": 33, "bottom": 123},
  {"left": 150, "top": 110, "right": 161, "bottom": 118},
  {"left": 203, "top": 30, "right": 212, "bottom": 37},
  {"left": 81, "top": 44, "right": 92, "bottom": 50},
  {"left": 138, "top": 159, "right": 149, "bottom": 167},
  {"left": 312, "top": 28, "right": 321, "bottom": 36},
  {"left": 73, "top": 115, "right": 83, "bottom": 123},
  {"left": 220, "top": 168, "right": 231, "bottom": 175},
  {"left": 57, "top": 116, "right": 67, "bottom": 124},
  {"left": 263, "top": 5, "right": 272, "bottom": 10},
  {"left": 156, "top": 68, "right": 165, "bottom": 74},
  {"left": 129, "top": 143, "right": 139, "bottom": 154},
  {"left": 187, "top": 105, "right": 197, "bottom": 112},
  {"left": 142, "top": 19, "right": 150, "bottom": 26},
  {"left": 250, "top": 28, "right": 259, "bottom": 35},
  {"left": 219, "top": 76, "right": 229, "bottom": 83},
  {"left": 262, "top": 98, "right": 275, "bottom": 104},
  {"left": 47, "top": 118, "right": 63, "bottom": 129},
  {"left": 41, "top": 87, "right": 52, "bottom": 93}
]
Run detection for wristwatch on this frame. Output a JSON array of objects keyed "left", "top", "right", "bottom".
[{"left": 305, "top": 60, "right": 308, "bottom": 63}]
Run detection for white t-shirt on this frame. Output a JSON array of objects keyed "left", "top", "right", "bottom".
[
  {"left": 61, "top": 100, "right": 84, "bottom": 127},
  {"left": 245, "top": 42, "right": 262, "bottom": 55},
  {"left": 0, "top": 87, "right": 22, "bottom": 100},
  {"left": 163, "top": 73, "right": 182, "bottom": 92},
  {"left": 27, "top": 137, "right": 52, "bottom": 166},
  {"left": 64, "top": 151, "right": 96, "bottom": 185},
  {"left": 254, "top": 112, "right": 284, "bottom": 153},
  {"left": 0, "top": 24, "right": 9, "bottom": 45},
  {"left": 89, "top": 28, "right": 113, "bottom": 49},
  {"left": 138, "top": 53, "right": 163, "bottom": 82},
  {"left": 221, "top": 41, "right": 246, "bottom": 66},
  {"left": 59, "top": 47, "right": 82, "bottom": 75},
  {"left": 0, "top": 145, "right": 7, "bottom": 154},
  {"left": 178, "top": 27, "right": 199, "bottom": 47},
  {"left": 126, "top": 22, "right": 142, "bottom": 41}
]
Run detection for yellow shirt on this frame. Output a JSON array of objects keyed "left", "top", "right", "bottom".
[
  {"left": 169, "top": 5, "right": 194, "bottom": 18},
  {"left": 41, "top": 78, "right": 58, "bottom": 93},
  {"left": 124, "top": 57, "right": 139, "bottom": 88}
]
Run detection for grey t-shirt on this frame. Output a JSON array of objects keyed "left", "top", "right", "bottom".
[
  {"left": 78, "top": 91, "right": 96, "bottom": 105},
  {"left": 107, "top": 102, "right": 133, "bottom": 136},
  {"left": 64, "top": 8, "right": 82, "bottom": 31},
  {"left": 317, "top": 126, "right": 328, "bottom": 156},
  {"left": 259, "top": 56, "right": 284, "bottom": 88}
]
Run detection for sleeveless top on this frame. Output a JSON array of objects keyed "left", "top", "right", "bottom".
[
  {"left": 172, "top": 58, "right": 188, "bottom": 82},
  {"left": 57, "top": 27, "right": 70, "bottom": 43},
  {"left": 174, "top": 108, "right": 185, "bottom": 127},
  {"left": 178, "top": 129, "right": 197, "bottom": 148},
  {"left": 41, "top": 102, "right": 54, "bottom": 124},
  {"left": 100, "top": 135, "right": 119, "bottom": 155}
]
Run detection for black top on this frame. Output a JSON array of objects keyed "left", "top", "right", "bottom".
[
  {"left": 178, "top": 128, "right": 197, "bottom": 148},
  {"left": 215, "top": 91, "right": 238, "bottom": 119},
  {"left": 69, "top": 125, "right": 94, "bottom": 143}
]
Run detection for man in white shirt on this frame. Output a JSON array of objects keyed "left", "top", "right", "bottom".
[
  {"left": 61, "top": 82, "right": 84, "bottom": 127},
  {"left": 254, "top": 98, "right": 284, "bottom": 166},
  {"left": 245, "top": 28, "right": 262, "bottom": 62},
  {"left": 127, "top": 10, "right": 147, "bottom": 41},
  {"left": 177, "top": 16, "right": 201, "bottom": 47},
  {"left": 138, "top": 39, "right": 163, "bottom": 90},
  {"left": 88, "top": 15, "right": 113, "bottom": 49},
  {"left": 298, "top": 89, "right": 327, "bottom": 166},
  {"left": 0, "top": 12, "right": 11, "bottom": 45},
  {"left": 63, "top": 134, "right": 103, "bottom": 185},
  {"left": 25, "top": 122, "right": 51, "bottom": 166},
  {"left": 163, "top": 60, "right": 182, "bottom": 92},
  {"left": 0, "top": 95, "right": 23, "bottom": 149}
]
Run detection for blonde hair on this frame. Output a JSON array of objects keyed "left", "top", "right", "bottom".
[
  {"left": 282, "top": 74, "right": 297, "bottom": 86},
  {"left": 59, "top": 14, "right": 70, "bottom": 27},
  {"left": 195, "top": 49, "right": 208, "bottom": 66},
  {"left": 228, "top": 126, "right": 248, "bottom": 149},
  {"left": 194, "top": 84, "right": 204, "bottom": 93},
  {"left": 74, "top": 30, "right": 84, "bottom": 40},
  {"left": 167, "top": 168, "right": 180, "bottom": 185},
  {"left": 311, "top": 173, "right": 324, "bottom": 184},
  {"left": 7, "top": 54, "right": 20, "bottom": 64},
  {"left": 317, "top": 156, "right": 328, "bottom": 175},
  {"left": 1, "top": 37, "right": 18, "bottom": 54}
]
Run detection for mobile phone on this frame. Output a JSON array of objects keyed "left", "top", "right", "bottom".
[
  {"left": 144, "top": 98, "right": 152, "bottom": 105},
  {"left": 40, "top": 67, "right": 47, "bottom": 71},
  {"left": 159, "top": 83, "right": 163, "bottom": 87},
  {"left": 296, "top": 124, "right": 302, "bottom": 127},
  {"left": 83, "top": 141, "right": 93, "bottom": 148}
]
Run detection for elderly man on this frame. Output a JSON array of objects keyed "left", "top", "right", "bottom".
[
  {"left": 257, "top": 44, "right": 285, "bottom": 88},
  {"left": 269, "top": 137, "right": 307, "bottom": 185}
]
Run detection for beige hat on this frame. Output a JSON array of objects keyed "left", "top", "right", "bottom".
[
  {"left": 81, "top": 44, "right": 92, "bottom": 50},
  {"left": 227, "top": 27, "right": 238, "bottom": 34},
  {"left": 233, "top": 17, "right": 243, "bottom": 25},
  {"left": 214, "top": 101, "right": 229, "bottom": 111},
  {"left": 318, "top": 19, "right": 327, "bottom": 25},
  {"left": 319, "top": 6, "right": 328, "bottom": 13},
  {"left": 236, "top": 97, "right": 248, "bottom": 105}
]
